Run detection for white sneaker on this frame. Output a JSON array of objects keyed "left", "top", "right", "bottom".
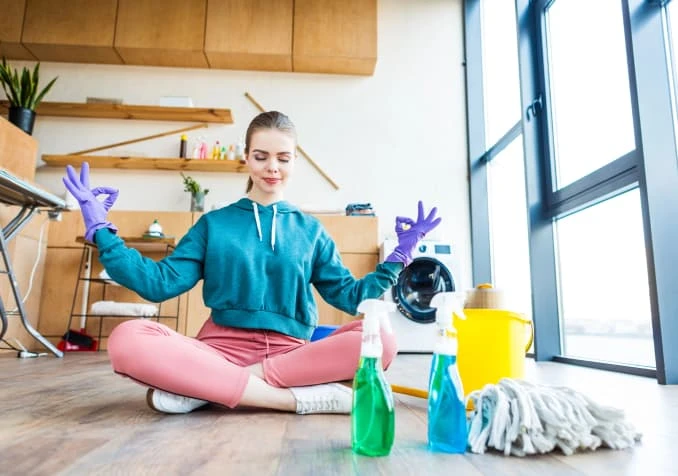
[
  {"left": 146, "top": 388, "right": 208, "bottom": 414},
  {"left": 289, "top": 383, "right": 353, "bottom": 415}
]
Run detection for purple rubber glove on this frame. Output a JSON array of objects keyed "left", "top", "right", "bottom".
[
  {"left": 62, "top": 162, "right": 119, "bottom": 243},
  {"left": 385, "top": 201, "right": 442, "bottom": 266}
]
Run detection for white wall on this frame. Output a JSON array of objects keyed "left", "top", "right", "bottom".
[{"left": 21, "top": 0, "right": 471, "bottom": 287}]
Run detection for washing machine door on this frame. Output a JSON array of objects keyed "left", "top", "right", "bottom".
[{"left": 392, "top": 257, "right": 456, "bottom": 324}]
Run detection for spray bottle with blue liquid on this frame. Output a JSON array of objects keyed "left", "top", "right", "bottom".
[
  {"left": 428, "top": 292, "right": 468, "bottom": 453},
  {"left": 351, "top": 299, "right": 396, "bottom": 457}
]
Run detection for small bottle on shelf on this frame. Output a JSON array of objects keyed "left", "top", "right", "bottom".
[{"left": 179, "top": 134, "right": 188, "bottom": 158}]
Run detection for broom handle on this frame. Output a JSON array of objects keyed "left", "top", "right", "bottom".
[
  {"left": 69, "top": 123, "right": 208, "bottom": 156},
  {"left": 391, "top": 384, "right": 428, "bottom": 399}
]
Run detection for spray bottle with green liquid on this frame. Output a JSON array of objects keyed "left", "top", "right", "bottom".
[
  {"left": 351, "top": 299, "right": 396, "bottom": 457},
  {"left": 428, "top": 292, "right": 468, "bottom": 453}
]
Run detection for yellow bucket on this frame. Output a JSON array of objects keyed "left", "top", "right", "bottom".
[{"left": 454, "top": 309, "right": 533, "bottom": 396}]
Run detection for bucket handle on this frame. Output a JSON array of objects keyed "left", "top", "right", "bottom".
[{"left": 525, "top": 320, "right": 534, "bottom": 354}]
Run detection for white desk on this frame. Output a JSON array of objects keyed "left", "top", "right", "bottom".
[{"left": 0, "top": 169, "right": 66, "bottom": 357}]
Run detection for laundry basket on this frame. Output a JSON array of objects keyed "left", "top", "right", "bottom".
[{"left": 454, "top": 309, "right": 533, "bottom": 396}]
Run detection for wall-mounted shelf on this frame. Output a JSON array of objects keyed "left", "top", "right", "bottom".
[
  {"left": 42, "top": 155, "right": 248, "bottom": 173},
  {"left": 0, "top": 101, "right": 233, "bottom": 124}
]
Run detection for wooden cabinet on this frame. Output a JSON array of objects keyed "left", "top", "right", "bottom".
[
  {"left": 37, "top": 247, "right": 83, "bottom": 338},
  {"left": 0, "top": 117, "right": 38, "bottom": 182},
  {"left": 115, "top": 0, "right": 208, "bottom": 68},
  {"left": 185, "top": 280, "right": 208, "bottom": 337},
  {"left": 0, "top": 0, "right": 35, "bottom": 60},
  {"left": 204, "top": 0, "right": 293, "bottom": 72},
  {"left": 1, "top": 0, "right": 379, "bottom": 75},
  {"left": 293, "top": 0, "right": 377, "bottom": 75},
  {"left": 21, "top": 0, "right": 121, "bottom": 64}
]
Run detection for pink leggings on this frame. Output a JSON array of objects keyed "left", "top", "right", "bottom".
[{"left": 108, "top": 318, "right": 397, "bottom": 408}]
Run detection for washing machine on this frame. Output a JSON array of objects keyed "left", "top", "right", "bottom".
[{"left": 380, "top": 238, "right": 462, "bottom": 353}]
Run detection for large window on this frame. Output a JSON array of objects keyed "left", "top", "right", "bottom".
[
  {"left": 545, "top": 0, "right": 636, "bottom": 189},
  {"left": 469, "top": 0, "right": 678, "bottom": 382},
  {"left": 556, "top": 189, "right": 654, "bottom": 367}
]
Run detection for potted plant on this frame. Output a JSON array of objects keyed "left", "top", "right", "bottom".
[
  {"left": 181, "top": 172, "right": 209, "bottom": 212},
  {"left": 0, "top": 57, "right": 58, "bottom": 135}
]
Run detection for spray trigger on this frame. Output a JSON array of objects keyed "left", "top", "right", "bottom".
[
  {"left": 358, "top": 299, "right": 396, "bottom": 335},
  {"left": 430, "top": 292, "right": 466, "bottom": 332}
]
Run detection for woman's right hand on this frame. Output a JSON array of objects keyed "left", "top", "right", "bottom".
[{"left": 62, "top": 162, "right": 119, "bottom": 242}]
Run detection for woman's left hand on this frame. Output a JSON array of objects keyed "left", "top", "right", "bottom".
[{"left": 385, "top": 201, "right": 442, "bottom": 265}]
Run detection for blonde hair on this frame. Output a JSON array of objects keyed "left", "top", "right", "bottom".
[{"left": 244, "top": 111, "right": 297, "bottom": 192}]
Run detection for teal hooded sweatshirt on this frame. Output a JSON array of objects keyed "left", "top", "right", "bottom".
[{"left": 95, "top": 198, "right": 402, "bottom": 340}]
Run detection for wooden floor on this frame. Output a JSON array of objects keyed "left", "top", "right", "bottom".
[{"left": 1, "top": 352, "right": 675, "bottom": 476}]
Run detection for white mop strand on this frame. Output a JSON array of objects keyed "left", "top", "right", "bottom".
[{"left": 466, "top": 378, "right": 642, "bottom": 457}]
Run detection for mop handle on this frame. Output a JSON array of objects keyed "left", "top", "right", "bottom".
[{"left": 391, "top": 384, "right": 428, "bottom": 399}]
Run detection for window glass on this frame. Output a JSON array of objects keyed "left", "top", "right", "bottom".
[
  {"left": 487, "top": 136, "right": 533, "bottom": 325},
  {"left": 546, "top": 0, "right": 636, "bottom": 188},
  {"left": 666, "top": 1, "right": 678, "bottom": 152},
  {"left": 481, "top": 0, "right": 521, "bottom": 148},
  {"left": 556, "top": 188, "right": 654, "bottom": 367}
]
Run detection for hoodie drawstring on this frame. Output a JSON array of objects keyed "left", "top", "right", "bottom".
[
  {"left": 252, "top": 201, "right": 277, "bottom": 251},
  {"left": 271, "top": 204, "right": 277, "bottom": 251},
  {"left": 253, "top": 202, "right": 263, "bottom": 242}
]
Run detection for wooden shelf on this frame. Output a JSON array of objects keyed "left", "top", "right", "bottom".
[
  {"left": 77, "top": 236, "right": 177, "bottom": 251},
  {"left": 42, "top": 155, "right": 248, "bottom": 173},
  {"left": 0, "top": 101, "right": 233, "bottom": 124}
]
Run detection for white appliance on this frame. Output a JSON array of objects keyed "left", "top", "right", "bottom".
[{"left": 380, "top": 238, "right": 463, "bottom": 353}]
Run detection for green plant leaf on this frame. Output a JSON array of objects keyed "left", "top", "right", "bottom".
[
  {"left": 0, "top": 58, "right": 56, "bottom": 109},
  {"left": 11, "top": 69, "right": 22, "bottom": 104},
  {"left": 29, "top": 62, "right": 40, "bottom": 107},
  {"left": 32, "top": 76, "right": 57, "bottom": 109},
  {"left": 20, "top": 67, "right": 31, "bottom": 107},
  {"left": 0, "top": 67, "right": 19, "bottom": 105},
  {"left": 180, "top": 172, "right": 204, "bottom": 194},
  {"left": 0, "top": 58, "right": 21, "bottom": 105}
]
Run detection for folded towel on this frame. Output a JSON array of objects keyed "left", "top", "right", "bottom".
[
  {"left": 90, "top": 300, "right": 159, "bottom": 317},
  {"left": 98, "top": 269, "right": 121, "bottom": 286}
]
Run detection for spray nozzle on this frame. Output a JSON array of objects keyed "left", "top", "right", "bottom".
[
  {"left": 430, "top": 292, "right": 466, "bottom": 335},
  {"left": 357, "top": 299, "right": 396, "bottom": 335}
]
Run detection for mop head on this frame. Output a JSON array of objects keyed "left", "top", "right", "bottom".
[{"left": 466, "top": 378, "right": 642, "bottom": 457}]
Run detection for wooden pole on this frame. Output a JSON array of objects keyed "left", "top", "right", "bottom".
[
  {"left": 69, "top": 123, "right": 208, "bottom": 156},
  {"left": 391, "top": 384, "right": 428, "bottom": 399},
  {"left": 244, "top": 92, "right": 340, "bottom": 190}
]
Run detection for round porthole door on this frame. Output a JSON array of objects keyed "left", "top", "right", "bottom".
[{"left": 392, "top": 257, "right": 456, "bottom": 324}]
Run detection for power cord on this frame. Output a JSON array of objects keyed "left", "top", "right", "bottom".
[
  {"left": 0, "top": 337, "right": 21, "bottom": 351},
  {"left": 7, "top": 212, "right": 48, "bottom": 312},
  {"left": 0, "top": 337, "right": 46, "bottom": 358}
]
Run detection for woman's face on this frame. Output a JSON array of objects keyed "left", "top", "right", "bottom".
[{"left": 246, "top": 128, "right": 296, "bottom": 201}]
